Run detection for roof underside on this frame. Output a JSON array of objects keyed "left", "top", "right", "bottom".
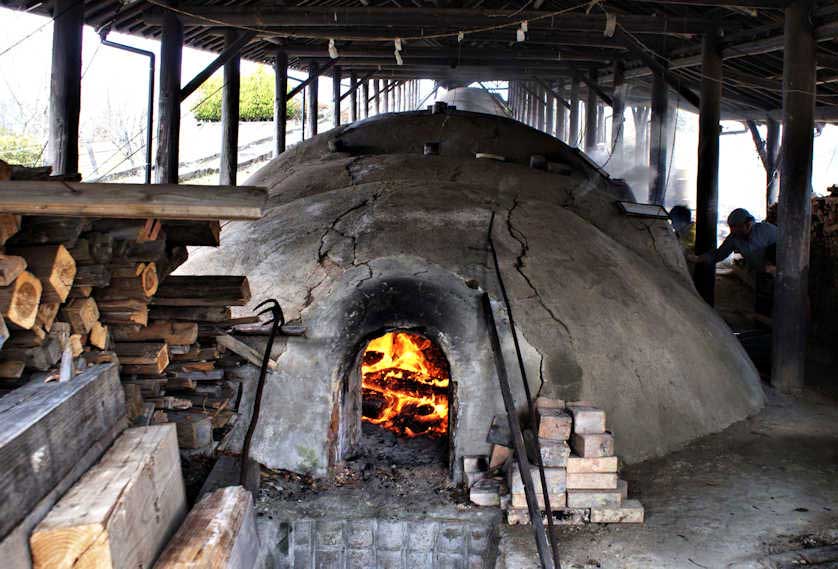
[{"left": 4, "top": 0, "right": 838, "bottom": 119}]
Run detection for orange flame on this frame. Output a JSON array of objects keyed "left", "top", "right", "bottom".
[{"left": 361, "top": 331, "right": 449, "bottom": 438}]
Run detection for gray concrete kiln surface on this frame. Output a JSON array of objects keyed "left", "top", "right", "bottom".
[
  {"left": 181, "top": 109, "right": 764, "bottom": 476},
  {"left": 498, "top": 389, "right": 838, "bottom": 569}
]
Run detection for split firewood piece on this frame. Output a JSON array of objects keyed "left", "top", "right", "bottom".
[
  {"left": 168, "top": 413, "right": 214, "bottom": 449},
  {"left": 111, "top": 321, "right": 198, "bottom": 345},
  {"left": 0, "top": 214, "right": 21, "bottom": 246},
  {"left": 154, "top": 486, "right": 258, "bottom": 569},
  {"left": 114, "top": 342, "right": 169, "bottom": 373},
  {"left": 0, "top": 360, "right": 24, "bottom": 379},
  {"left": 69, "top": 334, "right": 84, "bottom": 357},
  {"left": 7, "top": 326, "right": 46, "bottom": 348},
  {"left": 1, "top": 336, "right": 61, "bottom": 370},
  {"left": 6, "top": 245, "right": 76, "bottom": 303},
  {"left": 96, "top": 298, "right": 148, "bottom": 326},
  {"left": 73, "top": 264, "right": 111, "bottom": 288},
  {"left": 7, "top": 217, "right": 89, "bottom": 248},
  {"left": 68, "top": 285, "right": 93, "bottom": 299},
  {"left": 68, "top": 233, "right": 113, "bottom": 265},
  {"left": 112, "top": 239, "right": 167, "bottom": 263},
  {"left": 62, "top": 297, "right": 100, "bottom": 334},
  {"left": 35, "top": 301, "right": 60, "bottom": 332},
  {"left": 216, "top": 334, "right": 277, "bottom": 369},
  {"left": 161, "top": 220, "right": 221, "bottom": 247},
  {"left": 89, "top": 321, "right": 110, "bottom": 350},
  {"left": 172, "top": 345, "right": 219, "bottom": 362},
  {"left": 0, "top": 254, "right": 26, "bottom": 286},
  {"left": 95, "top": 263, "right": 158, "bottom": 301},
  {"left": 152, "top": 275, "right": 251, "bottom": 307},
  {"left": 0, "top": 270, "right": 42, "bottom": 329},
  {"left": 29, "top": 425, "right": 187, "bottom": 569}
]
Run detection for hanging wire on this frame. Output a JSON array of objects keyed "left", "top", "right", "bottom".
[
  {"left": 142, "top": 0, "right": 597, "bottom": 42},
  {"left": 0, "top": 0, "right": 85, "bottom": 59}
]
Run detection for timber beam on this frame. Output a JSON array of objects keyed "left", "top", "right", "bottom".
[
  {"left": 287, "top": 59, "right": 337, "bottom": 99},
  {"left": 179, "top": 31, "right": 256, "bottom": 102},
  {"left": 146, "top": 7, "right": 712, "bottom": 34}
]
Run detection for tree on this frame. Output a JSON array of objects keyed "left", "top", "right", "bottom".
[{"left": 192, "top": 67, "right": 300, "bottom": 122}]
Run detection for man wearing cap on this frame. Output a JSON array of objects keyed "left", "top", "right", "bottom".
[
  {"left": 688, "top": 208, "right": 777, "bottom": 272},
  {"left": 689, "top": 208, "right": 777, "bottom": 316}
]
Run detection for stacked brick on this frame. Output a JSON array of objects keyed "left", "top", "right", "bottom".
[{"left": 468, "top": 398, "right": 644, "bottom": 526}]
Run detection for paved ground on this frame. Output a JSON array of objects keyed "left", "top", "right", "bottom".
[{"left": 497, "top": 388, "right": 838, "bottom": 568}]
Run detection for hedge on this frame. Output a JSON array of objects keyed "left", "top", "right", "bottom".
[{"left": 193, "top": 67, "right": 301, "bottom": 122}]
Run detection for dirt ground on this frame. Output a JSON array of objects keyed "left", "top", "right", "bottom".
[{"left": 497, "top": 388, "right": 838, "bottom": 568}]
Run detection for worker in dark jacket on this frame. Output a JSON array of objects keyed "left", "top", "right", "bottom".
[{"left": 688, "top": 208, "right": 777, "bottom": 272}]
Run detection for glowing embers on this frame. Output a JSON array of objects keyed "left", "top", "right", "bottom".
[{"left": 361, "top": 331, "right": 450, "bottom": 438}]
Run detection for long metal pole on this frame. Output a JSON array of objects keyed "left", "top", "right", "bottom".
[{"left": 101, "top": 36, "right": 155, "bottom": 184}]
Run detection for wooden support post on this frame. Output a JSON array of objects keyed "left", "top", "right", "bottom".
[
  {"left": 535, "top": 85, "right": 547, "bottom": 131},
  {"left": 49, "top": 0, "right": 84, "bottom": 177},
  {"left": 545, "top": 81, "right": 554, "bottom": 136},
  {"left": 350, "top": 72, "right": 358, "bottom": 122},
  {"left": 332, "top": 66, "right": 341, "bottom": 127},
  {"left": 633, "top": 105, "right": 650, "bottom": 165},
  {"left": 585, "top": 69, "right": 598, "bottom": 153},
  {"left": 569, "top": 76, "right": 580, "bottom": 148},
  {"left": 596, "top": 104, "right": 606, "bottom": 144},
  {"left": 765, "top": 118, "right": 781, "bottom": 206},
  {"left": 220, "top": 29, "right": 240, "bottom": 186},
  {"left": 693, "top": 29, "right": 723, "bottom": 306},
  {"left": 612, "top": 60, "right": 626, "bottom": 160},
  {"left": 649, "top": 69, "right": 670, "bottom": 204},
  {"left": 383, "top": 80, "right": 390, "bottom": 112},
  {"left": 274, "top": 49, "right": 288, "bottom": 156},
  {"left": 155, "top": 8, "right": 183, "bottom": 184},
  {"left": 361, "top": 80, "right": 369, "bottom": 118},
  {"left": 772, "top": 0, "right": 816, "bottom": 392},
  {"left": 307, "top": 62, "right": 319, "bottom": 136},
  {"left": 375, "top": 80, "right": 381, "bottom": 114},
  {"left": 556, "top": 79, "right": 566, "bottom": 141}
]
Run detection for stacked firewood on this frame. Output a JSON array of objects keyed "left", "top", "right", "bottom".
[
  {"left": 0, "top": 161, "right": 258, "bottom": 454},
  {"left": 767, "top": 186, "right": 838, "bottom": 348}
]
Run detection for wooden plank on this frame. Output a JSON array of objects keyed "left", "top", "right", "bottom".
[
  {"left": 154, "top": 486, "right": 259, "bottom": 569},
  {"left": 30, "top": 425, "right": 186, "bottom": 569},
  {"left": 112, "top": 321, "right": 198, "bottom": 345},
  {"left": 114, "top": 342, "right": 169, "bottom": 371},
  {"left": 216, "top": 334, "right": 277, "bottom": 369},
  {"left": 0, "top": 418, "right": 127, "bottom": 569},
  {"left": 152, "top": 276, "right": 251, "bottom": 307},
  {"left": 0, "top": 181, "right": 267, "bottom": 221},
  {"left": 0, "top": 363, "right": 124, "bottom": 539},
  {"left": 148, "top": 305, "right": 232, "bottom": 322},
  {"left": 97, "top": 298, "right": 149, "bottom": 326}
]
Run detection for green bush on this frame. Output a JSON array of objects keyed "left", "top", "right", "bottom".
[
  {"left": 192, "top": 67, "right": 300, "bottom": 122},
  {"left": 0, "top": 131, "right": 43, "bottom": 166}
]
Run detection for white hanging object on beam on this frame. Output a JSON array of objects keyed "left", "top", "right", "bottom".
[
  {"left": 394, "top": 38, "right": 403, "bottom": 51},
  {"left": 457, "top": 31, "right": 464, "bottom": 43},
  {"left": 521, "top": 20, "right": 528, "bottom": 33},
  {"left": 604, "top": 13, "right": 617, "bottom": 38},
  {"left": 328, "top": 39, "right": 339, "bottom": 59},
  {"left": 395, "top": 50, "right": 403, "bottom": 65},
  {"left": 516, "top": 27, "right": 525, "bottom": 42}
]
